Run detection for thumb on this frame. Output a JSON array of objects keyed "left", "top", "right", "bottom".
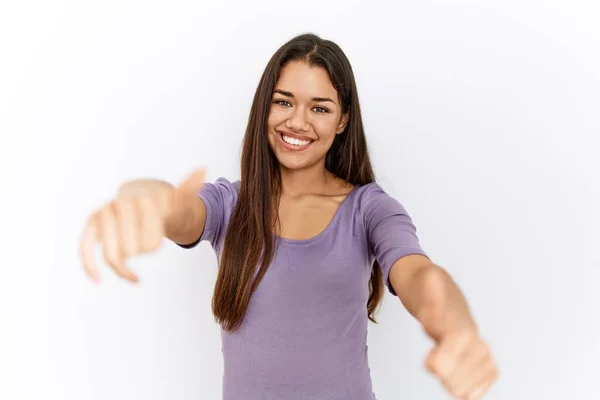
[
  {"left": 163, "top": 169, "right": 206, "bottom": 217},
  {"left": 176, "top": 168, "right": 206, "bottom": 196}
]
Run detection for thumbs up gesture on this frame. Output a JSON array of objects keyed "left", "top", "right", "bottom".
[
  {"left": 417, "top": 268, "right": 498, "bottom": 399},
  {"left": 79, "top": 169, "right": 206, "bottom": 283}
]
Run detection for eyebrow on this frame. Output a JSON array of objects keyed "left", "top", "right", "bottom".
[{"left": 273, "top": 89, "right": 336, "bottom": 104}]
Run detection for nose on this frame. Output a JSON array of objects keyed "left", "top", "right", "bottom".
[{"left": 285, "top": 107, "right": 309, "bottom": 132}]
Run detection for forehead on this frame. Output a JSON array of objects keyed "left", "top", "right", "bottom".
[{"left": 275, "top": 61, "right": 337, "bottom": 98}]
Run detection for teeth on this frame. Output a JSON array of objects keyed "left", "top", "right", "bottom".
[{"left": 282, "top": 134, "right": 310, "bottom": 146}]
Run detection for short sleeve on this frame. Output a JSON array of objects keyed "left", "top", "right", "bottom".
[
  {"left": 177, "top": 177, "right": 239, "bottom": 251},
  {"left": 364, "top": 184, "right": 428, "bottom": 296}
]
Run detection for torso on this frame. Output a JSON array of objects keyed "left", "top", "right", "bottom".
[
  {"left": 222, "top": 176, "right": 375, "bottom": 400},
  {"left": 197, "top": 175, "right": 425, "bottom": 400},
  {"left": 275, "top": 176, "right": 355, "bottom": 240}
]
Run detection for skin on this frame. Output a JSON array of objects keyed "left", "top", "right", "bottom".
[
  {"left": 390, "top": 255, "right": 498, "bottom": 399},
  {"left": 266, "top": 60, "right": 352, "bottom": 239},
  {"left": 80, "top": 60, "right": 497, "bottom": 399},
  {"left": 267, "top": 60, "right": 348, "bottom": 174},
  {"left": 80, "top": 170, "right": 207, "bottom": 283}
]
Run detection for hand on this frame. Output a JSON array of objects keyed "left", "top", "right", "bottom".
[
  {"left": 418, "top": 268, "right": 498, "bottom": 399},
  {"left": 79, "top": 169, "right": 206, "bottom": 283}
]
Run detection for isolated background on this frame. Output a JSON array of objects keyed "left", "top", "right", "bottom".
[{"left": 1, "top": 0, "right": 599, "bottom": 399}]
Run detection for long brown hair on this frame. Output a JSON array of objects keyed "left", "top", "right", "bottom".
[{"left": 212, "top": 33, "right": 384, "bottom": 332}]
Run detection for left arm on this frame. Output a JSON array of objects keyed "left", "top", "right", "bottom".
[
  {"left": 361, "top": 184, "right": 498, "bottom": 399},
  {"left": 389, "top": 254, "right": 498, "bottom": 400},
  {"left": 389, "top": 254, "right": 476, "bottom": 336}
]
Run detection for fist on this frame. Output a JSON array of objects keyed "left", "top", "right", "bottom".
[
  {"left": 79, "top": 169, "right": 205, "bottom": 283},
  {"left": 417, "top": 267, "right": 498, "bottom": 399},
  {"left": 425, "top": 330, "right": 498, "bottom": 400}
]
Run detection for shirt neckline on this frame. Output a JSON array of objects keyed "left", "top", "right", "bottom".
[{"left": 274, "top": 184, "right": 361, "bottom": 246}]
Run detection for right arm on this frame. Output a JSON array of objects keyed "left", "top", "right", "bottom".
[
  {"left": 79, "top": 169, "right": 207, "bottom": 283},
  {"left": 163, "top": 178, "right": 207, "bottom": 247}
]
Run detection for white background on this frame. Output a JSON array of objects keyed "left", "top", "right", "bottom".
[{"left": 1, "top": 1, "right": 599, "bottom": 399}]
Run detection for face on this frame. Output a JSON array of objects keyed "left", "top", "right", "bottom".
[{"left": 267, "top": 61, "right": 349, "bottom": 172}]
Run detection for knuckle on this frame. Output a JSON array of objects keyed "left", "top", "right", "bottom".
[
  {"left": 436, "top": 352, "right": 453, "bottom": 368},
  {"left": 148, "top": 235, "right": 163, "bottom": 251},
  {"left": 425, "top": 359, "right": 435, "bottom": 373},
  {"left": 430, "top": 360, "right": 446, "bottom": 377},
  {"left": 447, "top": 383, "right": 462, "bottom": 398},
  {"left": 478, "top": 339, "right": 490, "bottom": 352},
  {"left": 425, "top": 352, "right": 437, "bottom": 371},
  {"left": 87, "top": 210, "right": 99, "bottom": 226},
  {"left": 121, "top": 241, "right": 137, "bottom": 258},
  {"left": 109, "top": 262, "right": 129, "bottom": 277},
  {"left": 102, "top": 245, "right": 122, "bottom": 266},
  {"left": 112, "top": 198, "right": 129, "bottom": 218},
  {"left": 140, "top": 237, "right": 156, "bottom": 252},
  {"left": 122, "top": 231, "right": 138, "bottom": 252},
  {"left": 459, "top": 330, "right": 476, "bottom": 343},
  {"left": 103, "top": 250, "right": 120, "bottom": 267},
  {"left": 108, "top": 199, "right": 121, "bottom": 213},
  {"left": 473, "top": 344, "right": 487, "bottom": 358},
  {"left": 99, "top": 204, "right": 116, "bottom": 226},
  {"left": 441, "top": 376, "right": 453, "bottom": 389}
]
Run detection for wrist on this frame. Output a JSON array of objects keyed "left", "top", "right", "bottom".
[{"left": 415, "top": 266, "right": 478, "bottom": 339}]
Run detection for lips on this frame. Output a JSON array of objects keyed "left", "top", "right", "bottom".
[
  {"left": 276, "top": 130, "right": 314, "bottom": 151},
  {"left": 276, "top": 130, "right": 315, "bottom": 142}
]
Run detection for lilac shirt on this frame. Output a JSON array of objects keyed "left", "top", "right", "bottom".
[{"left": 183, "top": 178, "right": 427, "bottom": 400}]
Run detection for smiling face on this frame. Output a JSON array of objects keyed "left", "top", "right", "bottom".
[{"left": 267, "top": 60, "right": 349, "bottom": 172}]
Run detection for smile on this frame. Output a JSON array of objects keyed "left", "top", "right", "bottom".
[{"left": 278, "top": 131, "right": 314, "bottom": 151}]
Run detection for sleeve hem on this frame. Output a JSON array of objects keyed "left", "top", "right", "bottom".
[{"left": 175, "top": 193, "right": 213, "bottom": 249}]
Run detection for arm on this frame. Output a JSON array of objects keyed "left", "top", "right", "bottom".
[
  {"left": 389, "top": 254, "right": 476, "bottom": 337},
  {"left": 362, "top": 183, "right": 497, "bottom": 399},
  {"left": 389, "top": 254, "right": 498, "bottom": 400},
  {"left": 80, "top": 169, "right": 207, "bottom": 283},
  {"left": 164, "top": 193, "right": 207, "bottom": 246},
  {"left": 117, "top": 170, "right": 208, "bottom": 247}
]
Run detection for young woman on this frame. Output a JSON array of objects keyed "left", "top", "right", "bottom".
[{"left": 80, "top": 33, "right": 497, "bottom": 400}]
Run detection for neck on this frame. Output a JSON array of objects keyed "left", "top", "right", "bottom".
[{"left": 279, "top": 162, "right": 332, "bottom": 197}]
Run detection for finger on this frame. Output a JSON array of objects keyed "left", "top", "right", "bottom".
[
  {"left": 425, "top": 331, "right": 472, "bottom": 380},
  {"left": 80, "top": 213, "right": 100, "bottom": 283},
  {"left": 114, "top": 198, "right": 140, "bottom": 258},
  {"left": 99, "top": 204, "right": 139, "bottom": 283},
  {"left": 138, "top": 196, "right": 164, "bottom": 253},
  {"left": 467, "top": 362, "right": 498, "bottom": 400}
]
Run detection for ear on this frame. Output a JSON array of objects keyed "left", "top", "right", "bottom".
[{"left": 336, "top": 111, "right": 350, "bottom": 134}]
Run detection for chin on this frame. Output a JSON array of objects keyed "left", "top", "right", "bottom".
[{"left": 275, "top": 156, "right": 313, "bottom": 171}]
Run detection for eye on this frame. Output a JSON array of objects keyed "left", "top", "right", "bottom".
[
  {"left": 312, "top": 106, "right": 329, "bottom": 113},
  {"left": 274, "top": 99, "right": 292, "bottom": 107}
]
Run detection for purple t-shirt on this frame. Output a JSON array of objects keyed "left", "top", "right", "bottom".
[{"left": 183, "top": 177, "right": 427, "bottom": 400}]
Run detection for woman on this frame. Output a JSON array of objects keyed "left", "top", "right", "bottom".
[{"left": 80, "top": 33, "right": 497, "bottom": 400}]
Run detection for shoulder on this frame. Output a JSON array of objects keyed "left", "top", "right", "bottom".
[
  {"left": 208, "top": 177, "right": 241, "bottom": 194},
  {"left": 204, "top": 177, "right": 240, "bottom": 193},
  {"left": 353, "top": 181, "right": 387, "bottom": 199},
  {"left": 351, "top": 181, "right": 397, "bottom": 208},
  {"left": 349, "top": 181, "right": 410, "bottom": 226},
  {"left": 199, "top": 177, "right": 241, "bottom": 207}
]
